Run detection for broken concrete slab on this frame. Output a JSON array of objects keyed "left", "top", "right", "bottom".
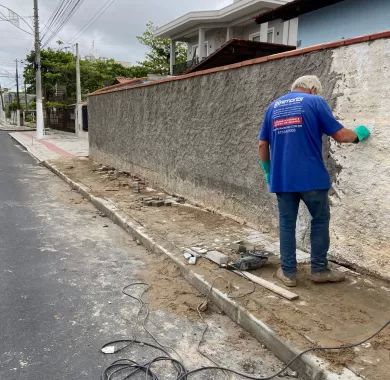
[{"left": 205, "top": 250, "right": 229, "bottom": 266}]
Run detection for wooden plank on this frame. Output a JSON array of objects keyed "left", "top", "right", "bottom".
[{"left": 233, "top": 270, "right": 299, "bottom": 301}]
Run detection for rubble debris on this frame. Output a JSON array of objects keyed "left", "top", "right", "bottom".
[
  {"left": 231, "top": 240, "right": 266, "bottom": 253},
  {"left": 132, "top": 181, "right": 140, "bottom": 193},
  {"left": 190, "top": 246, "right": 207, "bottom": 255},
  {"left": 183, "top": 248, "right": 203, "bottom": 265},
  {"left": 142, "top": 195, "right": 184, "bottom": 207},
  {"left": 183, "top": 251, "right": 193, "bottom": 260},
  {"left": 205, "top": 250, "right": 229, "bottom": 266},
  {"left": 188, "top": 256, "right": 197, "bottom": 265},
  {"left": 97, "top": 165, "right": 115, "bottom": 172}
]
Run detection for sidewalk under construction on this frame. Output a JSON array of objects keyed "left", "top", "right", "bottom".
[{"left": 9, "top": 131, "right": 390, "bottom": 380}]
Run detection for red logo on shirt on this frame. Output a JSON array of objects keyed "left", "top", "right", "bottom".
[{"left": 273, "top": 116, "right": 303, "bottom": 128}]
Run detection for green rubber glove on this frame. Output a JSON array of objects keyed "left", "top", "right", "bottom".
[
  {"left": 354, "top": 125, "right": 371, "bottom": 142},
  {"left": 258, "top": 159, "right": 270, "bottom": 184}
]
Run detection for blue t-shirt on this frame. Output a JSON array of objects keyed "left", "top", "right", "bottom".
[{"left": 258, "top": 92, "right": 343, "bottom": 193}]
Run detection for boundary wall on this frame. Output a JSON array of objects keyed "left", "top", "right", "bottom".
[{"left": 89, "top": 31, "right": 390, "bottom": 280}]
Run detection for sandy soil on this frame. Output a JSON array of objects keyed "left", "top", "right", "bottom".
[{"left": 53, "top": 157, "right": 390, "bottom": 380}]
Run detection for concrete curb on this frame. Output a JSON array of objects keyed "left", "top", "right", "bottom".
[
  {"left": 40, "top": 160, "right": 361, "bottom": 380},
  {"left": 8, "top": 132, "right": 42, "bottom": 161}
]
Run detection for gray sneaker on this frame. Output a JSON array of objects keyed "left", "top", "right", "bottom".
[
  {"left": 311, "top": 269, "right": 345, "bottom": 283},
  {"left": 276, "top": 268, "right": 297, "bottom": 287}
]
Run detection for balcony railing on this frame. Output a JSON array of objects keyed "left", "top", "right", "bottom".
[{"left": 173, "top": 57, "right": 199, "bottom": 75}]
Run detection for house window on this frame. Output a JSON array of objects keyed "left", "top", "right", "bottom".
[
  {"left": 249, "top": 32, "right": 260, "bottom": 42},
  {"left": 249, "top": 29, "right": 274, "bottom": 43}
]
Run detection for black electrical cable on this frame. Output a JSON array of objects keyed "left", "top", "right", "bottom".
[
  {"left": 121, "top": 283, "right": 184, "bottom": 366},
  {"left": 176, "top": 319, "right": 390, "bottom": 380},
  {"left": 101, "top": 340, "right": 186, "bottom": 380},
  {"left": 102, "top": 282, "right": 389, "bottom": 380}
]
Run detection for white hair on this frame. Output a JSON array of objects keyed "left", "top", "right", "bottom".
[{"left": 291, "top": 75, "right": 323, "bottom": 95}]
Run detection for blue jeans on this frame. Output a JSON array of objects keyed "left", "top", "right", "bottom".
[{"left": 276, "top": 190, "right": 330, "bottom": 276}]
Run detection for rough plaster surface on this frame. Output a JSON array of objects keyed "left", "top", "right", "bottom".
[
  {"left": 89, "top": 50, "right": 334, "bottom": 233},
  {"left": 89, "top": 38, "right": 389, "bottom": 279},
  {"left": 328, "top": 38, "right": 390, "bottom": 279}
]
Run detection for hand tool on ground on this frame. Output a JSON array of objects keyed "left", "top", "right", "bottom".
[{"left": 229, "top": 250, "right": 272, "bottom": 271}]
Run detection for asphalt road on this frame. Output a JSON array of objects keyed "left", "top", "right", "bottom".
[{"left": 0, "top": 132, "right": 296, "bottom": 380}]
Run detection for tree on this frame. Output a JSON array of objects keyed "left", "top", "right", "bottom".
[
  {"left": 137, "top": 21, "right": 187, "bottom": 75},
  {"left": 23, "top": 49, "right": 75, "bottom": 104},
  {"left": 23, "top": 49, "right": 148, "bottom": 105}
]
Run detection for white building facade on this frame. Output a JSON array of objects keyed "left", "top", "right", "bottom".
[{"left": 154, "top": 0, "right": 298, "bottom": 74}]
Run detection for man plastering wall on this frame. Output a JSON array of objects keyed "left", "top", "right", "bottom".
[{"left": 258, "top": 75, "right": 370, "bottom": 287}]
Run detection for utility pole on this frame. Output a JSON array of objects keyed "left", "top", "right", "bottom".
[
  {"left": 24, "top": 80, "right": 28, "bottom": 110},
  {"left": 33, "top": 0, "right": 44, "bottom": 139},
  {"left": 24, "top": 79, "right": 28, "bottom": 125},
  {"left": 0, "top": 83, "right": 5, "bottom": 125},
  {"left": 75, "top": 42, "right": 82, "bottom": 136},
  {"left": 15, "top": 58, "right": 21, "bottom": 126}
]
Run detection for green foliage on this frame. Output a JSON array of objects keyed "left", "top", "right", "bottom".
[
  {"left": 23, "top": 49, "right": 75, "bottom": 102},
  {"left": 22, "top": 22, "right": 188, "bottom": 106},
  {"left": 6, "top": 100, "right": 20, "bottom": 112},
  {"left": 79, "top": 58, "right": 147, "bottom": 95},
  {"left": 46, "top": 100, "right": 67, "bottom": 108},
  {"left": 137, "top": 21, "right": 187, "bottom": 75},
  {"left": 23, "top": 48, "right": 148, "bottom": 104}
]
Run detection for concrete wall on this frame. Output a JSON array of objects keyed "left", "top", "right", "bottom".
[
  {"left": 89, "top": 35, "right": 390, "bottom": 280},
  {"left": 298, "top": 0, "right": 390, "bottom": 47}
]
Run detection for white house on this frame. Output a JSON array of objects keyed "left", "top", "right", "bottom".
[{"left": 154, "top": 0, "right": 298, "bottom": 74}]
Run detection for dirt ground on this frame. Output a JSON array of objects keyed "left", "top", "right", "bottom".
[
  {"left": 51, "top": 172, "right": 299, "bottom": 380},
  {"left": 53, "top": 157, "right": 390, "bottom": 380}
]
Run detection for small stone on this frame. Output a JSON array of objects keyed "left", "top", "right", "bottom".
[
  {"left": 188, "top": 256, "right": 197, "bottom": 265},
  {"left": 231, "top": 242, "right": 247, "bottom": 253},
  {"left": 183, "top": 251, "right": 192, "bottom": 260},
  {"left": 190, "top": 247, "right": 207, "bottom": 254}
]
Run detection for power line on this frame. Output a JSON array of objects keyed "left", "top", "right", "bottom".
[
  {"left": 70, "top": 0, "right": 116, "bottom": 43},
  {"left": 41, "top": 0, "right": 85, "bottom": 48},
  {"left": 41, "top": 0, "right": 75, "bottom": 41},
  {"left": 41, "top": 0, "right": 67, "bottom": 37},
  {"left": 41, "top": 0, "right": 81, "bottom": 46}
]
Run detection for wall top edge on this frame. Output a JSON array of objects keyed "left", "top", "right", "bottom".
[{"left": 89, "top": 30, "right": 390, "bottom": 98}]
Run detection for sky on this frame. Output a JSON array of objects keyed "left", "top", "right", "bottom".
[{"left": 0, "top": 0, "right": 233, "bottom": 90}]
